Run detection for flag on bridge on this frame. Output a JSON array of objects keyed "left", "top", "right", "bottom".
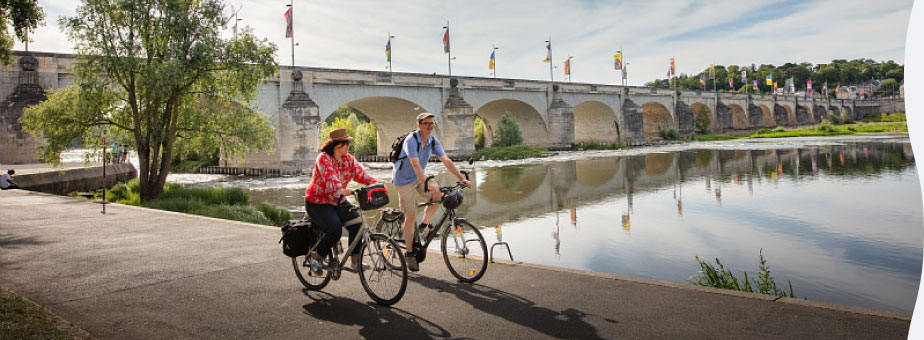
[
  {"left": 564, "top": 59, "right": 571, "bottom": 75},
  {"left": 728, "top": 77, "right": 734, "bottom": 88},
  {"left": 666, "top": 68, "right": 671, "bottom": 78},
  {"left": 284, "top": 7, "right": 293, "bottom": 38},
  {"left": 385, "top": 37, "right": 392, "bottom": 63},
  {"left": 670, "top": 57, "right": 675, "bottom": 77},
  {"left": 773, "top": 81, "right": 778, "bottom": 92},
  {"left": 753, "top": 80, "right": 758, "bottom": 91},
  {"left": 807, "top": 80, "right": 813, "bottom": 95},
  {"left": 442, "top": 27, "right": 450, "bottom": 54},
  {"left": 544, "top": 42, "right": 551, "bottom": 62},
  {"left": 709, "top": 64, "right": 715, "bottom": 79},
  {"left": 700, "top": 74, "right": 705, "bottom": 86},
  {"left": 741, "top": 70, "right": 747, "bottom": 82},
  {"left": 823, "top": 81, "right": 828, "bottom": 96},
  {"left": 489, "top": 50, "right": 495, "bottom": 70},
  {"left": 766, "top": 73, "right": 772, "bottom": 86},
  {"left": 614, "top": 52, "right": 623, "bottom": 70}
]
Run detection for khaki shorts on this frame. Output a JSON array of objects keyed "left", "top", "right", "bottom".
[{"left": 395, "top": 179, "right": 438, "bottom": 214}]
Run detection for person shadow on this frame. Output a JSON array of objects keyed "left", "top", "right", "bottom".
[
  {"left": 301, "top": 290, "right": 458, "bottom": 339},
  {"left": 410, "top": 275, "right": 617, "bottom": 340}
]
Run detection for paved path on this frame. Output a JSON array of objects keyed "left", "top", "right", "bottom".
[{"left": 0, "top": 189, "right": 911, "bottom": 339}]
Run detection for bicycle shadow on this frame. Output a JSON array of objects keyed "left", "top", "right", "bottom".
[
  {"left": 410, "top": 275, "right": 616, "bottom": 340},
  {"left": 300, "top": 290, "right": 455, "bottom": 339}
]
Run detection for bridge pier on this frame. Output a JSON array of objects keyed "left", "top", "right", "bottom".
[
  {"left": 547, "top": 84, "right": 575, "bottom": 150},
  {"left": 440, "top": 79, "right": 475, "bottom": 158}
]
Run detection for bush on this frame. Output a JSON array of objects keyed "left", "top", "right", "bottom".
[
  {"left": 493, "top": 112, "right": 523, "bottom": 147},
  {"left": 694, "top": 106, "right": 711, "bottom": 134},
  {"left": 157, "top": 185, "right": 249, "bottom": 206},
  {"left": 658, "top": 127, "right": 680, "bottom": 140},
  {"left": 690, "top": 249, "right": 798, "bottom": 299},
  {"left": 319, "top": 106, "right": 377, "bottom": 155},
  {"left": 474, "top": 116, "right": 486, "bottom": 150},
  {"left": 575, "top": 141, "right": 626, "bottom": 150},
  {"left": 353, "top": 122, "right": 377, "bottom": 156},
  {"left": 472, "top": 145, "right": 548, "bottom": 161},
  {"left": 259, "top": 203, "right": 292, "bottom": 227},
  {"left": 191, "top": 204, "right": 273, "bottom": 225}
]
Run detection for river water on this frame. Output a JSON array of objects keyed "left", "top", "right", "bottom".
[{"left": 171, "top": 135, "right": 923, "bottom": 314}]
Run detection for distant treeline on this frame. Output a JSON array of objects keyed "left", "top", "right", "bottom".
[{"left": 646, "top": 58, "right": 903, "bottom": 97}]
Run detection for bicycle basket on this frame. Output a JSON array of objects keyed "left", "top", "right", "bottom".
[
  {"left": 355, "top": 184, "right": 389, "bottom": 211},
  {"left": 442, "top": 190, "right": 464, "bottom": 209}
]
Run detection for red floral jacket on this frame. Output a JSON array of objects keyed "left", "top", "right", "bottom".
[{"left": 305, "top": 152, "right": 376, "bottom": 204}]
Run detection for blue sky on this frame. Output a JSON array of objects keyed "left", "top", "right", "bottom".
[{"left": 16, "top": 0, "right": 914, "bottom": 85}]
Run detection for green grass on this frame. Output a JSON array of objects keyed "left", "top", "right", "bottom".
[
  {"left": 258, "top": 203, "right": 292, "bottom": 227},
  {"left": 574, "top": 141, "right": 627, "bottom": 151},
  {"left": 863, "top": 113, "right": 906, "bottom": 123},
  {"left": 691, "top": 121, "right": 907, "bottom": 141},
  {"left": 0, "top": 287, "right": 94, "bottom": 340},
  {"left": 472, "top": 145, "right": 550, "bottom": 160},
  {"left": 690, "top": 250, "right": 799, "bottom": 299}
]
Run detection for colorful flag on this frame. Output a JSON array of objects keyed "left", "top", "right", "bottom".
[
  {"left": 284, "top": 7, "right": 293, "bottom": 38},
  {"left": 544, "top": 42, "right": 551, "bottom": 63},
  {"left": 442, "top": 27, "right": 450, "bottom": 54},
  {"left": 670, "top": 57, "right": 675, "bottom": 77},
  {"left": 766, "top": 73, "right": 772, "bottom": 86},
  {"left": 666, "top": 68, "right": 671, "bottom": 78},
  {"left": 700, "top": 74, "right": 705, "bottom": 86},
  {"left": 385, "top": 37, "right": 392, "bottom": 63},
  {"left": 823, "top": 81, "right": 828, "bottom": 96},
  {"left": 709, "top": 64, "right": 715, "bottom": 79},
  {"left": 489, "top": 50, "right": 495, "bottom": 70},
  {"left": 807, "top": 80, "right": 812, "bottom": 94},
  {"left": 564, "top": 59, "right": 570, "bottom": 75},
  {"left": 773, "top": 81, "right": 778, "bottom": 92},
  {"left": 741, "top": 70, "right": 747, "bottom": 82},
  {"left": 614, "top": 52, "right": 622, "bottom": 70},
  {"left": 836, "top": 84, "right": 840, "bottom": 93},
  {"left": 728, "top": 77, "right": 734, "bottom": 88},
  {"left": 753, "top": 80, "right": 758, "bottom": 91}
]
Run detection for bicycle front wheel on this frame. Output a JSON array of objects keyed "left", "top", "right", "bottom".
[
  {"left": 358, "top": 234, "right": 408, "bottom": 306},
  {"left": 441, "top": 220, "right": 488, "bottom": 283}
]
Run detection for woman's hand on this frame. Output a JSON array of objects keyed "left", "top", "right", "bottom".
[{"left": 338, "top": 188, "right": 353, "bottom": 196}]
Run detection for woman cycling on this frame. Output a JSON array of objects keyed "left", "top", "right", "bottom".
[{"left": 305, "top": 128, "right": 378, "bottom": 276}]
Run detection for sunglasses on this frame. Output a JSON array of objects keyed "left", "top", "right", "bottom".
[{"left": 419, "top": 122, "right": 435, "bottom": 126}]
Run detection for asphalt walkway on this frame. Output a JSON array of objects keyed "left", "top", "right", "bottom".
[{"left": 0, "top": 189, "right": 912, "bottom": 339}]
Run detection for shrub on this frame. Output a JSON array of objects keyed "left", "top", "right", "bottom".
[
  {"left": 575, "top": 141, "right": 626, "bottom": 150},
  {"left": 694, "top": 106, "right": 711, "bottom": 134},
  {"left": 493, "top": 112, "right": 523, "bottom": 147},
  {"left": 353, "top": 122, "right": 377, "bottom": 156},
  {"left": 658, "top": 127, "right": 680, "bottom": 140},
  {"left": 191, "top": 204, "right": 273, "bottom": 225},
  {"left": 157, "top": 185, "right": 249, "bottom": 206},
  {"left": 690, "top": 249, "right": 798, "bottom": 299},
  {"left": 474, "top": 116, "right": 486, "bottom": 150},
  {"left": 259, "top": 203, "right": 292, "bottom": 227},
  {"left": 472, "top": 145, "right": 548, "bottom": 161}
]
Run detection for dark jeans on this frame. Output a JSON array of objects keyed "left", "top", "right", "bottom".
[
  {"left": 1, "top": 183, "right": 18, "bottom": 190},
  {"left": 305, "top": 200, "right": 362, "bottom": 258}
]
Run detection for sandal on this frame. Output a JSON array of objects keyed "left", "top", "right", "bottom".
[{"left": 309, "top": 255, "right": 324, "bottom": 276}]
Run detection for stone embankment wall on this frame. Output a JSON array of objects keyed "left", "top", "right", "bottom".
[{"left": 14, "top": 163, "right": 136, "bottom": 195}]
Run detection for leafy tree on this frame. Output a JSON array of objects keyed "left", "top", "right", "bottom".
[
  {"left": 0, "top": 0, "right": 44, "bottom": 65},
  {"left": 474, "top": 115, "right": 485, "bottom": 150},
  {"left": 22, "top": 0, "right": 277, "bottom": 200},
  {"left": 319, "top": 109, "right": 378, "bottom": 156},
  {"left": 493, "top": 112, "right": 523, "bottom": 147},
  {"left": 694, "top": 106, "right": 711, "bottom": 134},
  {"left": 878, "top": 78, "right": 899, "bottom": 97}
]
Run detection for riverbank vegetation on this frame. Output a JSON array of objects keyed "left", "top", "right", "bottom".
[
  {"left": 574, "top": 141, "right": 627, "bottom": 151},
  {"left": 319, "top": 106, "right": 377, "bottom": 156},
  {"left": 692, "top": 114, "right": 906, "bottom": 141},
  {"left": 471, "top": 112, "right": 552, "bottom": 160},
  {"left": 0, "top": 287, "right": 90, "bottom": 340},
  {"left": 100, "top": 180, "right": 290, "bottom": 227},
  {"left": 690, "top": 250, "right": 799, "bottom": 299}
]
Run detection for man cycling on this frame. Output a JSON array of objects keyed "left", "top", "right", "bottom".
[{"left": 392, "top": 112, "right": 471, "bottom": 271}]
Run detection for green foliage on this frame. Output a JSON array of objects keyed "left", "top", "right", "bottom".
[
  {"left": 574, "top": 141, "right": 626, "bottom": 150},
  {"left": 319, "top": 106, "right": 377, "bottom": 156},
  {"left": 474, "top": 116, "right": 486, "bottom": 150},
  {"left": 23, "top": 0, "right": 278, "bottom": 200},
  {"left": 0, "top": 0, "right": 44, "bottom": 66},
  {"left": 189, "top": 204, "right": 272, "bottom": 225},
  {"left": 693, "top": 121, "right": 905, "bottom": 141},
  {"left": 258, "top": 203, "right": 292, "bottom": 227},
  {"left": 691, "top": 250, "right": 798, "bottom": 299},
  {"left": 157, "top": 186, "right": 249, "bottom": 206},
  {"left": 863, "top": 113, "right": 905, "bottom": 123},
  {"left": 694, "top": 106, "right": 711, "bottom": 134},
  {"left": 658, "top": 127, "right": 680, "bottom": 140},
  {"left": 471, "top": 145, "right": 548, "bottom": 161},
  {"left": 0, "top": 287, "right": 83, "bottom": 340},
  {"left": 494, "top": 112, "right": 523, "bottom": 147}
]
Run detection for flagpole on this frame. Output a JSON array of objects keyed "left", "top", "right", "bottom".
[
  {"left": 387, "top": 32, "right": 394, "bottom": 73},
  {"left": 287, "top": 0, "right": 294, "bottom": 68},
  {"left": 492, "top": 44, "right": 499, "bottom": 78},
  {"left": 444, "top": 21, "right": 452, "bottom": 78},
  {"left": 567, "top": 55, "right": 573, "bottom": 82},
  {"left": 546, "top": 37, "right": 554, "bottom": 84}
]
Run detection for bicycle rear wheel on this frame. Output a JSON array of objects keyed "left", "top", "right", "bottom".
[
  {"left": 441, "top": 220, "right": 488, "bottom": 283},
  {"left": 292, "top": 252, "right": 332, "bottom": 290},
  {"left": 358, "top": 234, "right": 408, "bottom": 306}
]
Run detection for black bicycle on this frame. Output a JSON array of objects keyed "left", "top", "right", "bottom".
[{"left": 375, "top": 171, "right": 488, "bottom": 283}]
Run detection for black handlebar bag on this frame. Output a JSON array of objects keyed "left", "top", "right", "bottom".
[{"left": 355, "top": 184, "right": 389, "bottom": 211}]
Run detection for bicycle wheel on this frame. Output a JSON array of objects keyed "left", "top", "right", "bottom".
[
  {"left": 292, "top": 251, "right": 332, "bottom": 290},
  {"left": 375, "top": 216, "right": 404, "bottom": 245},
  {"left": 358, "top": 234, "right": 408, "bottom": 306},
  {"left": 441, "top": 220, "right": 488, "bottom": 283}
]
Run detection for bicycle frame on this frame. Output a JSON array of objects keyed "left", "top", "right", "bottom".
[{"left": 308, "top": 204, "right": 392, "bottom": 278}]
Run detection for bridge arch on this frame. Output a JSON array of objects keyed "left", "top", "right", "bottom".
[
  {"left": 728, "top": 104, "right": 748, "bottom": 129},
  {"left": 796, "top": 105, "right": 811, "bottom": 125},
  {"left": 641, "top": 102, "right": 675, "bottom": 141},
  {"left": 475, "top": 99, "right": 548, "bottom": 147},
  {"left": 336, "top": 97, "right": 439, "bottom": 156},
  {"left": 758, "top": 104, "right": 773, "bottom": 127},
  {"left": 830, "top": 106, "right": 842, "bottom": 119},
  {"left": 814, "top": 105, "right": 828, "bottom": 122},
  {"left": 689, "top": 102, "right": 712, "bottom": 132},
  {"left": 573, "top": 100, "right": 620, "bottom": 144}
]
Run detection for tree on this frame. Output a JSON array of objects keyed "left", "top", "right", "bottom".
[
  {"left": 474, "top": 116, "right": 485, "bottom": 150},
  {"left": 23, "top": 0, "right": 277, "bottom": 200},
  {"left": 694, "top": 106, "right": 711, "bottom": 134},
  {"left": 0, "top": 0, "right": 44, "bottom": 65},
  {"left": 493, "top": 112, "right": 523, "bottom": 147}
]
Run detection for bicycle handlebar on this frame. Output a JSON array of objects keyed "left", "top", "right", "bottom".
[{"left": 423, "top": 170, "right": 470, "bottom": 193}]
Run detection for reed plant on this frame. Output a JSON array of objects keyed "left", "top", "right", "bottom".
[{"left": 690, "top": 249, "right": 798, "bottom": 299}]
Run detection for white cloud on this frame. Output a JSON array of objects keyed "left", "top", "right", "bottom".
[{"left": 14, "top": 0, "right": 911, "bottom": 85}]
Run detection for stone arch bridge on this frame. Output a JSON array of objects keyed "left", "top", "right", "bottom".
[{"left": 0, "top": 52, "right": 906, "bottom": 169}]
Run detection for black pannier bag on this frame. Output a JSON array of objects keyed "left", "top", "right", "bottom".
[
  {"left": 279, "top": 219, "right": 313, "bottom": 257},
  {"left": 355, "top": 184, "right": 389, "bottom": 211}
]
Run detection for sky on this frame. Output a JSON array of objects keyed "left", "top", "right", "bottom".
[{"left": 16, "top": 0, "right": 915, "bottom": 86}]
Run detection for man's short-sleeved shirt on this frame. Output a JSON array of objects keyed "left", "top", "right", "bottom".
[
  {"left": 0, "top": 173, "right": 10, "bottom": 189},
  {"left": 392, "top": 131, "right": 445, "bottom": 186}
]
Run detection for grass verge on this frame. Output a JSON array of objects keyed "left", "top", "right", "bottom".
[
  {"left": 472, "top": 145, "right": 551, "bottom": 160},
  {"left": 0, "top": 287, "right": 95, "bottom": 340},
  {"left": 692, "top": 120, "right": 907, "bottom": 141}
]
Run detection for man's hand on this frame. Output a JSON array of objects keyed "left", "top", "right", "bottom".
[
  {"left": 338, "top": 188, "right": 353, "bottom": 196},
  {"left": 461, "top": 179, "right": 472, "bottom": 189}
]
